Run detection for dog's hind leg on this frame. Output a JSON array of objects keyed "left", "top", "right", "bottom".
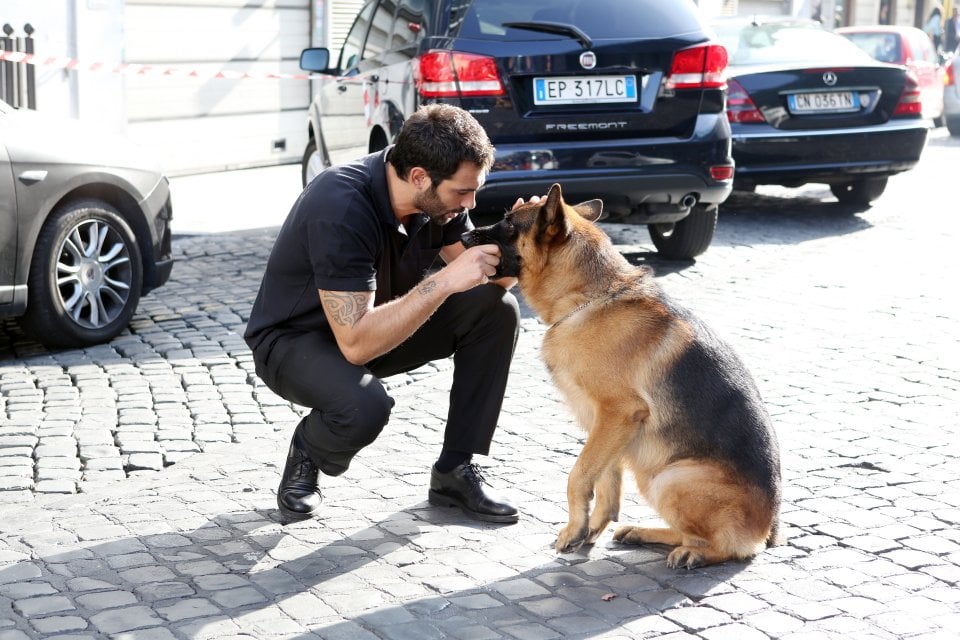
[
  {"left": 613, "top": 525, "right": 684, "bottom": 548},
  {"left": 586, "top": 460, "right": 623, "bottom": 545},
  {"left": 615, "top": 460, "right": 775, "bottom": 569},
  {"left": 611, "top": 526, "right": 729, "bottom": 569}
]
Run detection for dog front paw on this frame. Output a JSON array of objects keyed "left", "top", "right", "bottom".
[
  {"left": 555, "top": 525, "right": 588, "bottom": 554},
  {"left": 586, "top": 511, "right": 617, "bottom": 545}
]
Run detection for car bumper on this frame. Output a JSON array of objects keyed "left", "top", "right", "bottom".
[
  {"left": 477, "top": 120, "right": 733, "bottom": 222},
  {"left": 142, "top": 178, "right": 174, "bottom": 292},
  {"left": 730, "top": 121, "right": 928, "bottom": 187},
  {"left": 480, "top": 171, "right": 732, "bottom": 221},
  {"left": 944, "top": 85, "right": 960, "bottom": 120}
]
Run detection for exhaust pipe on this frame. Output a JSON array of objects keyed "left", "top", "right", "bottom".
[
  {"left": 680, "top": 193, "right": 698, "bottom": 209},
  {"left": 636, "top": 194, "right": 702, "bottom": 223}
]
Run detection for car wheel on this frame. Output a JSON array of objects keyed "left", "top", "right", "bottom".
[
  {"left": 829, "top": 177, "right": 888, "bottom": 204},
  {"left": 21, "top": 200, "right": 143, "bottom": 348},
  {"left": 947, "top": 118, "right": 960, "bottom": 137},
  {"left": 301, "top": 136, "right": 328, "bottom": 187},
  {"left": 647, "top": 204, "right": 718, "bottom": 260}
]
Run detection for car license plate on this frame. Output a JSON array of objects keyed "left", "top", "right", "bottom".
[
  {"left": 534, "top": 75, "right": 638, "bottom": 105},
  {"left": 787, "top": 91, "right": 860, "bottom": 113}
]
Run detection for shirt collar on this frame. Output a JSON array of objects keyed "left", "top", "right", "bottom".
[
  {"left": 377, "top": 145, "right": 429, "bottom": 236},
  {"left": 372, "top": 146, "right": 399, "bottom": 229}
]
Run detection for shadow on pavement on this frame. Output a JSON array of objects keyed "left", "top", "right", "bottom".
[
  {"left": 718, "top": 189, "right": 874, "bottom": 244},
  {"left": 0, "top": 506, "right": 749, "bottom": 638}
]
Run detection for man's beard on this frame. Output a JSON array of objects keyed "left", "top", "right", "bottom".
[{"left": 414, "top": 186, "right": 466, "bottom": 225}]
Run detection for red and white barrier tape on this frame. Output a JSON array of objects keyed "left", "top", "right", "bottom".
[{"left": 0, "top": 49, "right": 330, "bottom": 81}]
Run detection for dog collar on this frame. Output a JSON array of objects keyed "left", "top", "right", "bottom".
[{"left": 554, "top": 281, "right": 635, "bottom": 326}]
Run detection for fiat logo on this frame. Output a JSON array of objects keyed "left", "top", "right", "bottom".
[
  {"left": 822, "top": 71, "right": 838, "bottom": 86},
  {"left": 580, "top": 51, "right": 597, "bottom": 70}
]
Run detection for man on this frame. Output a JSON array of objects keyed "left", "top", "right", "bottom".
[{"left": 245, "top": 104, "right": 527, "bottom": 525}]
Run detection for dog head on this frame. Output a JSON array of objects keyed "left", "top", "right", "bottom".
[{"left": 461, "top": 183, "right": 603, "bottom": 279}]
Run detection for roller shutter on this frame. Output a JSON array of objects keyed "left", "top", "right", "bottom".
[{"left": 123, "top": 0, "right": 312, "bottom": 175}]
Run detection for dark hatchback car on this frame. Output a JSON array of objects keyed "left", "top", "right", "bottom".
[
  {"left": 0, "top": 99, "right": 173, "bottom": 348},
  {"left": 299, "top": 0, "right": 734, "bottom": 259},
  {"left": 711, "top": 17, "right": 928, "bottom": 205}
]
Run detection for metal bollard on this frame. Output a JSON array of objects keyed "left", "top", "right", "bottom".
[
  {"left": 0, "top": 23, "right": 38, "bottom": 109},
  {"left": 24, "top": 23, "right": 35, "bottom": 109},
  {"left": 1, "top": 23, "right": 13, "bottom": 106}
]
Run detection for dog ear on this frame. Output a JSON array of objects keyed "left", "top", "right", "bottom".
[
  {"left": 572, "top": 199, "right": 603, "bottom": 223},
  {"left": 538, "top": 183, "right": 572, "bottom": 241},
  {"left": 542, "top": 183, "right": 564, "bottom": 224}
]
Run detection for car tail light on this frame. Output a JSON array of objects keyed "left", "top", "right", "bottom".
[
  {"left": 946, "top": 62, "right": 956, "bottom": 87},
  {"left": 415, "top": 51, "right": 505, "bottom": 98},
  {"left": 725, "top": 79, "right": 765, "bottom": 124},
  {"left": 893, "top": 71, "right": 922, "bottom": 117},
  {"left": 710, "top": 164, "right": 735, "bottom": 181},
  {"left": 665, "top": 44, "right": 728, "bottom": 90}
]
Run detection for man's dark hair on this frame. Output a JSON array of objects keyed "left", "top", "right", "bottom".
[{"left": 389, "top": 104, "right": 495, "bottom": 187}]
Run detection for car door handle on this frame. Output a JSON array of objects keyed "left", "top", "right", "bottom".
[
  {"left": 18, "top": 170, "right": 48, "bottom": 185},
  {"left": 337, "top": 84, "right": 348, "bottom": 92}
]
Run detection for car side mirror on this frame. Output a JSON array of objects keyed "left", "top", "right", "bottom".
[{"left": 300, "top": 48, "right": 332, "bottom": 73}]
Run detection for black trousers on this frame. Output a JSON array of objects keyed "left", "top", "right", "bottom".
[{"left": 252, "top": 284, "right": 520, "bottom": 476}]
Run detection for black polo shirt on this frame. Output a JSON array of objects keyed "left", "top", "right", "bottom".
[{"left": 244, "top": 147, "right": 474, "bottom": 352}]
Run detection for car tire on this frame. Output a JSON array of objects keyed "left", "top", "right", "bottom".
[
  {"left": 947, "top": 118, "right": 960, "bottom": 137},
  {"left": 647, "top": 204, "right": 718, "bottom": 260},
  {"left": 301, "top": 136, "right": 329, "bottom": 187},
  {"left": 829, "top": 177, "right": 888, "bottom": 204},
  {"left": 21, "top": 200, "right": 143, "bottom": 348}
]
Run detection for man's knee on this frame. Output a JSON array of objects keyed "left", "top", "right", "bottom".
[
  {"left": 311, "top": 380, "right": 394, "bottom": 449},
  {"left": 472, "top": 284, "right": 520, "bottom": 335}
]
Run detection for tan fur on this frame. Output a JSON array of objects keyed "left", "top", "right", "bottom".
[{"left": 472, "top": 184, "right": 781, "bottom": 569}]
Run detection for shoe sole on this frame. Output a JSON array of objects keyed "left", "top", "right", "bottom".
[
  {"left": 277, "top": 498, "right": 317, "bottom": 525},
  {"left": 428, "top": 490, "right": 519, "bottom": 524}
]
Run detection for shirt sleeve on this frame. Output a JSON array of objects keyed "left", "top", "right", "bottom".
[{"left": 306, "top": 210, "right": 380, "bottom": 293}]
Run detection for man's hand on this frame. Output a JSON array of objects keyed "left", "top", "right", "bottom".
[
  {"left": 440, "top": 244, "right": 501, "bottom": 293},
  {"left": 511, "top": 194, "right": 546, "bottom": 210}
]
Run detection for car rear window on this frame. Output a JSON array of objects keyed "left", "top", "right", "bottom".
[
  {"left": 842, "top": 32, "right": 902, "bottom": 63},
  {"left": 712, "top": 21, "right": 873, "bottom": 66},
  {"left": 454, "top": 0, "right": 704, "bottom": 40}
]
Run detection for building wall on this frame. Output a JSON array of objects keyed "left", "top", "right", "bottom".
[
  {"left": 2, "top": 0, "right": 102, "bottom": 122},
  {"left": 121, "top": 0, "right": 312, "bottom": 175},
  {"left": 3, "top": 0, "right": 366, "bottom": 175},
  {"left": 854, "top": 0, "right": 940, "bottom": 27}
]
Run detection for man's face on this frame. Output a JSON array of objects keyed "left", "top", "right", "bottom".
[{"left": 413, "top": 161, "right": 485, "bottom": 225}]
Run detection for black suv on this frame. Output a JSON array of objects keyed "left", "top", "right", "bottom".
[{"left": 299, "top": 0, "right": 733, "bottom": 258}]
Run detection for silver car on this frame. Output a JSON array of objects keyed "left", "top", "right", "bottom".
[{"left": 0, "top": 99, "right": 174, "bottom": 348}]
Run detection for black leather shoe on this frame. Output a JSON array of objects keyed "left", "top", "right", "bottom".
[
  {"left": 277, "top": 428, "right": 321, "bottom": 523},
  {"left": 429, "top": 463, "right": 519, "bottom": 524}
]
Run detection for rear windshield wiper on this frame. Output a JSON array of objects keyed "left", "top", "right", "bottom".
[{"left": 501, "top": 21, "right": 593, "bottom": 49}]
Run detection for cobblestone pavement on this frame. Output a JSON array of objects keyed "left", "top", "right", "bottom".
[{"left": 0, "top": 131, "right": 958, "bottom": 639}]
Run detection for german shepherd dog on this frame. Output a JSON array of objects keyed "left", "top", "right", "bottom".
[{"left": 462, "top": 184, "right": 781, "bottom": 569}]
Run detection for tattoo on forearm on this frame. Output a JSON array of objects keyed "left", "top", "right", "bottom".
[
  {"left": 322, "top": 292, "right": 369, "bottom": 327},
  {"left": 417, "top": 280, "right": 437, "bottom": 296}
]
